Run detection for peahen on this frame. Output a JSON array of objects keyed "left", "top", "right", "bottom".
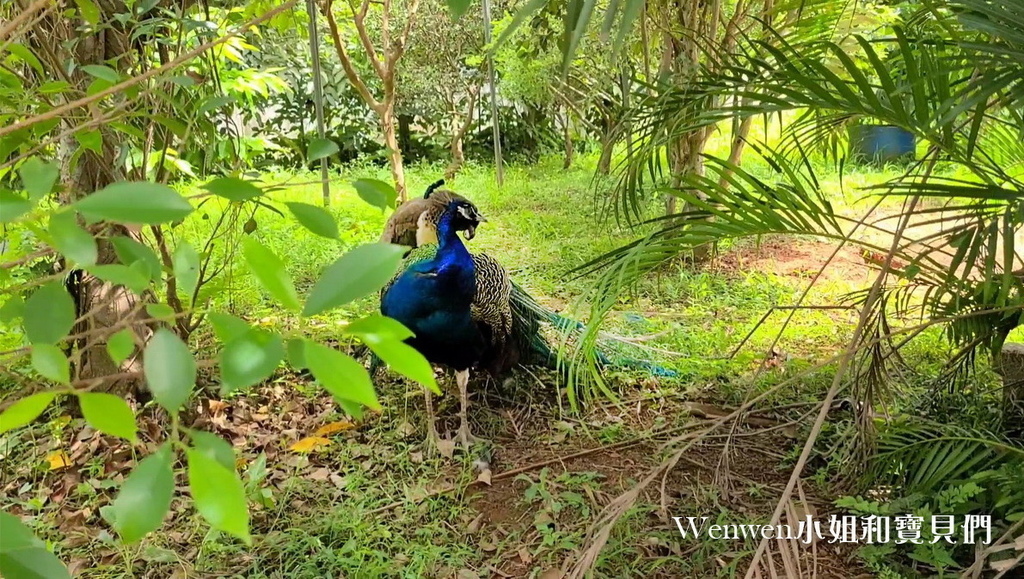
[
  {"left": 380, "top": 179, "right": 482, "bottom": 248},
  {"left": 381, "top": 199, "right": 524, "bottom": 450}
]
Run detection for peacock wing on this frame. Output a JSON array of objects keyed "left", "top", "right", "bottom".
[{"left": 469, "top": 253, "right": 513, "bottom": 340}]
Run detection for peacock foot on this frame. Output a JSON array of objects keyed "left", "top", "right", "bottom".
[
  {"left": 423, "top": 429, "right": 456, "bottom": 459},
  {"left": 457, "top": 422, "right": 486, "bottom": 451}
]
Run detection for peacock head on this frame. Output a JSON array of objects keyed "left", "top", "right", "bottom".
[{"left": 443, "top": 199, "right": 486, "bottom": 240}]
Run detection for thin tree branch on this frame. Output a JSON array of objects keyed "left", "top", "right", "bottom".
[{"left": 323, "top": 0, "right": 383, "bottom": 110}]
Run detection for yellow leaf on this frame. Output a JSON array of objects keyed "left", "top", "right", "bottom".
[
  {"left": 47, "top": 450, "right": 71, "bottom": 470},
  {"left": 289, "top": 437, "right": 331, "bottom": 453},
  {"left": 313, "top": 421, "right": 355, "bottom": 437},
  {"left": 53, "top": 415, "right": 72, "bottom": 427}
]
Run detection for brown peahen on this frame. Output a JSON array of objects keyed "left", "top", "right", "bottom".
[{"left": 379, "top": 179, "right": 482, "bottom": 248}]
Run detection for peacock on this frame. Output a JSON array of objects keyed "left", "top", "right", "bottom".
[
  {"left": 381, "top": 199, "right": 524, "bottom": 450},
  {"left": 377, "top": 182, "right": 674, "bottom": 452},
  {"left": 380, "top": 181, "right": 676, "bottom": 380}
]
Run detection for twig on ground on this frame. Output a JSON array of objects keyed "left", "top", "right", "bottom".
[{"left": 363, "top": 422, "right": 706, "bottom": 516}]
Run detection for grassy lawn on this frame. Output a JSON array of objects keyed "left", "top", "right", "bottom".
[{"left": 0, "top": 154, "right": 1007, "bottom": 577}]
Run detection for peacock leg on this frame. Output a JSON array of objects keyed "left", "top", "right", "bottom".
[
  {"left": 456, "top": 368, "right": 479, "bottom": 449},
  {"left": 423, "top": 386, "right": 441, "bottom": 452},
  {"left": 424, "top": 382, "right": 456, "bottom": 458}
]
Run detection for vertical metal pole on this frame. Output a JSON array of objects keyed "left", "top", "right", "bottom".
[
  {"left": 481, "top": 0, "right": 503, "bottom": 186},
  {"left": 306, "top": 0, "right": 331, "bottom": 206}
]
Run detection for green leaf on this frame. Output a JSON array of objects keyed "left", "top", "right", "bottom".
[
  {"left": 335, "top": 398, "right": 364, "bottom": 421},
  {"left": 285, "top": 202, "right": 338, "bottom": 239},
  {"left": 189, "top": 430, "right": 235, "bottom": 471},
  {"left": 172, "top": 242, "right": 200, "bottom": 300},
  {"left": 0, "top": 511, "right": 71, "bottom": 579},
  {"left": 74, "top": 0, "right": 101, "bottom": 25},
  {"left": 143, "top": 328, "right": 196, "bottom": 413},
  {"left": 286, "top": 338, "right": 306, "bottom": 370},
  {"left": 145, "top": 303, "right": 175, "bottom": 322},
  {"left": 19, "top": 157, "right": 59, "bottom": 200},
  {"left": 303, "top": 341, "right": 380, "bottom": 410},
  {"left": 75, "top": 182, "right": 193, "bottom": 225},
  {"left": 187, "top": 448, "right": 250, "bottom": 543},
  {"left": 0, "top": 191, "right": 33, "bottom": 223},
  {"left": 345, "top": 314, "right": 414, "bottom": 341},
  {"left": 75, "top": 129, "right": 102, "bottom": 153},
  {"left": 23, "top": 282, "right": 75, "bottom": 345},
  {"left": 31, "top": 345, "right": 70, "bottom": 385},
  {"left": 352, "top": 178, "right": 399, "bottom": 210},
  {"left": 78, "top": 392, "right": 137, "bottom": 442},
  {"left": 241, "top": 239, "right": 300, "bottom": 310},
  {"left": 6, "top": 44, "right": 43, "bottom": 76},
  {"left": 198, "top": 95, "right": 234, "bottom": 114},
  {"left": 307, "top": 138, "right": 339, "bottom": 162},
  {"left": 303, "top": 243, "right": 406, "bottom": 317},
  {"left": 207, "top": 313, "right": 251, "bottom": 343},
  {"left": 0, "top": 392, "right": 57, "bottom": 433},
  {"left": 81, "top": 64, "right": 119, "bottom": 83},
  {"left": 202, "top": 177, "right": 262, "bottom": 202},
  {"left": 108, "top": 445, "right": 173, "bottom": 542},
  {"left": 365, "top": 339, "right": 438, "bottom": 394},
  {"left": 106, "top": 328, "right": 136, "bottom": 365},
  {"left": 447, "top": 0, "right": 473, "bottom": 18},
  {"left": 111, "top": 236, "right": 161, "bottom": 280},
  {"left": 87, "top": 263, "right": 150, "bottom": 293},
  {"left": 0, "top": 296, "right": 25, "bottom": 324},
  {"left": 220, "top": 329, "right": 284, "bottom": 394},
  {"left": 49, "top": 211, "right": 98, "bottom": 266}
]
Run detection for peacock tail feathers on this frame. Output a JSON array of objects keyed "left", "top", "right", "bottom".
[{"left": 508, "top": 282, "right": 677, "bottom": 379}]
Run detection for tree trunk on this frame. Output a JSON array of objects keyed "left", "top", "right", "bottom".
[
  {"left": 596, "top": 100, "right": 614, "bottom": 175},
  {"left": 446, "top": 138, "right": 465, "bottom": 180},
  {"left": 445, "top": 88, "right": 477, "bottom": 180},
  {"left": 398, "top": 113, "right": 413, "bottom": 159},
  {"left": 562, "top": 111, "right": 574, "bottom": 170},
  {"left": 597, "top": 134, "right": 613, "bottom": 175},
  {"left": 35, "top": 2, "right": 151, "bottom": 395},
  {"left": 718, "top": 97, "right": 754, "bottom": 187},
  {"left": 381, "top": 106, "right": 408, "bottom": 202}
]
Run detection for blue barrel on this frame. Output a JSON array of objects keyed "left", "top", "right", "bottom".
[{"left": 848, "top": 124, "right": 915, "bottom": 162}]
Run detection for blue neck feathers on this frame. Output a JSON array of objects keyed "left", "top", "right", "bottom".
[{"left": 434, "top": 208, "right": 474, "bottom": 277}]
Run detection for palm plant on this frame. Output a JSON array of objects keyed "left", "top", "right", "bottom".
[
  {"left": 572, "top": 0, "right": 1023, "bottom": 413},
  {"left": 507, "top": 0, "right": 1024, "bottom": 574}
]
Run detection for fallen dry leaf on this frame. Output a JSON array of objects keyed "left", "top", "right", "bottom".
[
  {"left": 289, "top": 437, "right": 332, "bottom": 453},
  {"left": 476, "top": 468, "right": 492, "bottom": 486},
  {"left": 307, "top": 467, "right": 332, "bottom": 481},
  {"left": 313, "top": 421, "right": 355, "bottom": 436},
  {"left": 47, "top": 450, "right": 72, "bottom": 471},
  {"left": 207, "top": 400, "right": 229, "bottom": 415},
  {"left": 466, "top": 512, "right": 486, "bottom": 534},
  {"left": 436, "top": 438, "right": 456, "bottom": 459}
]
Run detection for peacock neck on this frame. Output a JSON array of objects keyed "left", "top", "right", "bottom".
[{"left": 435, "top": 210, "right": 474, "bottom": 274}]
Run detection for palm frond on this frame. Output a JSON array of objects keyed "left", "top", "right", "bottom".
[{"left": 868, "top": 417, "right": 1024, "bottom": 494}]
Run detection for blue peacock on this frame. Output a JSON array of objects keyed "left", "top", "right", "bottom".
[{"left": 379, "top": 181, "right": 675, "bottom": 452}]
